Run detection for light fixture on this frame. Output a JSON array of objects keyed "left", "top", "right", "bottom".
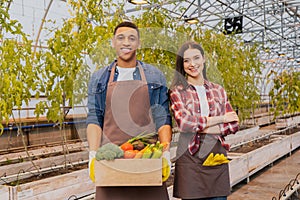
[
  {"left": 277, "top": 51, "right": 286, "bottom": 57},
  {"left": 263, "top": 47, "right": 270, "bottom": 53},
  {"left": 128, "top": 0, "right": 148, "bottom": 5},
  {"left": 223, "top": 16, "right": 243, "bottom": 35},
  {"left": 184, "top": 17, "right": 199, "bottom": 24}
]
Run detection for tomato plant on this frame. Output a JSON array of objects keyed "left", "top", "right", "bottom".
[{"left": 1, "top": 0, "right": 263, "bottom": 133}]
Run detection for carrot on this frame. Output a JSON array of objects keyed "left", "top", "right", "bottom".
[{"left": 134, "top": 144, "right": 149, "bottom": 159}]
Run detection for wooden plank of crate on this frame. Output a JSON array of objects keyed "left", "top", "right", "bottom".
[
  {"left": 227, "top": 152, "right": 245, "bottom": 159},
  {"left": 229, "top": 154, "right": 248, "bottom": 187},
  {"left": 255, "top": 115, "right": 273, "bottom": 126},
  {"left": 0, "top": 151, "right": 88, "bottom": 183},
  {"left": 0, "top": 185, "right": 10, "bottom": 200},
  {"left": 275, "top": 118, "right": 293, "bottom": 129},
  {"left": 20, "top": 181, "right": 94, "bottom": 200},
  {"left": 0, "top": 142, "right": 87, "bottom": 164},
  {"left": 11, "top": 169, "right": 92, "bottom": 200},
  {"left": 247, "top": 136, "right": 291, "bottom": 176},
  {"left": 94, "top": 159, "right": 162, "bottom": 186},
  {"left": 226, "top": 126, "right": 259, "bottom": 144},
  {"left": 291, "top": 131, "right": 300, "bottom": 151}
]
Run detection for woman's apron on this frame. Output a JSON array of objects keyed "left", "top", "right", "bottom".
[
  {"left": 173, "top": 133, "right": 230, "bottom": 199},
  {"left": 96, "top": 63, "right": 169, "bottom": 200}
]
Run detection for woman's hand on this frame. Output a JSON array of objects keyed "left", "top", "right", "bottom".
[
  {"left": 224, "top": 111, "right": 239, "bottom": 123},
  {"left": 203, "top": 125, "right": 220, "bottom": 134}
]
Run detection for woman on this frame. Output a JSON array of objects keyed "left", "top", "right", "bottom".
[{"left": 169, "top": 41, "right": 239, "bottom": 200}]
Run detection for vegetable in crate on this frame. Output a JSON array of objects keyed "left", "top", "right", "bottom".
[
  {"left": 142, "top": 144, "right": 155, "bottom": 158},
  {"left": 131, "top": 140, "right": 145, "bottom": 151},
  {"left": 125, "top": 132, "right": 157, "bottom": 146},
  {"left": 120, "top": 142, "right": 134, "bottom": 151},
  {"left": 124, "top": 150, "right": 139, "bottom": 159},
  {"left": 151, "top": 141, "right": 164, "bottom": 159},
  {"left": 134, "top": 145, "right": 149, "bottom": 159},
  {"left": 96, "top": 143, "right": 124, "bottom": 161}
]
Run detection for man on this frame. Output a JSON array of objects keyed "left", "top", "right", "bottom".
[{"left": 86, "top": 21, "right": 172, "bottom": 200}]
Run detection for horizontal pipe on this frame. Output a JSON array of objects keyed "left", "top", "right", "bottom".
[{"left": 2, "top": 120, "right": 86, "bottom": 131}]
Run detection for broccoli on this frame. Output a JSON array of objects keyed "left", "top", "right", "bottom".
[{"left": 95, "top": 143, "right": 124, "bottom": 161}]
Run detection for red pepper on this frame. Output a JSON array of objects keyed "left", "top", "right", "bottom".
[{"left": 120, "top": 142, "right": 134, "bottom": 151}]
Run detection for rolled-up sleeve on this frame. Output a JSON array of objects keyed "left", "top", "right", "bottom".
[{"left": 219, "top": 91, "right": 239, "bottom": 135}]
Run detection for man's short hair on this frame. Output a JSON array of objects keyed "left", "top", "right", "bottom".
[{"left": 113, "top": 21, "right": 140, "bottom": 38}]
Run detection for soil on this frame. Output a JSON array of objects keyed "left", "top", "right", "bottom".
[
  {"left": 278, "top": 126, "right": 300, "bottom": 135},
  {"left": 6, "top": 163, "right": 87, "bottom": 186},
  {"left": 230, "top": 126, "right": 300, "bottom": 153},
  {"left": 230, "top": 139, "right": 272, "bottom": 153}
]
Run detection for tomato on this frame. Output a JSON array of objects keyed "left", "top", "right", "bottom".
[
  {"left": 124, "top": 150, "right": 139, "bottom": 159},
  {"left": 120, "top": 142, "right": 134, "bottom": 151}
]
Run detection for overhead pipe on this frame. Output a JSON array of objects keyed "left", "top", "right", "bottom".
[{"left": 2, "top": 120, "right": 86, "bottom": 131}]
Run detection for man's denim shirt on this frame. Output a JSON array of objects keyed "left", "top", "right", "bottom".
[{"left": 86, "top": 60, "right": 172, "bottom": 131}]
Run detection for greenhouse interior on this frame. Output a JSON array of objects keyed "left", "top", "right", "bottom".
[{"left": 1, "top": 0, "right": 300, "bottom": 199}]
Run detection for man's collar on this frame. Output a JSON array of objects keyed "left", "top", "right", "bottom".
[{"left": 108, "top": 60, "right": 144, "bottom": 71}]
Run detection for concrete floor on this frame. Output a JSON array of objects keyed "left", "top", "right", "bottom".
[{"left": 228, "top": 148, "right": 300, "bottom": 200}]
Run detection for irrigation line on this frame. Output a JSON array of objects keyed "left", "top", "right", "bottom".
[
  {"left": 74, "top": 193, "right": 95, "bottom": 200},
  {"left": 0, "top": 159, "right": 88, "bottom": 185},
  {"left": 272, "top": 173, "right": 300, "bottom": 200}
]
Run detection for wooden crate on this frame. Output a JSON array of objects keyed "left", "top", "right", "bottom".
[
  {"left": 0, "top": 169, "right": 95, "bottom": 200},
  {"left": 94, "top": 158, "right": 162, "bottom": 186}
]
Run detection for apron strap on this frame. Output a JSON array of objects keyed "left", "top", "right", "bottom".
[{"left": 108, "top": 62, "right": 147, "bottom": 83}]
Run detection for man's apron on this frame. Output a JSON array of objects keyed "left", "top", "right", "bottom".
[{"left": 96, "top": 63, "right": 169, "bottom": 200}]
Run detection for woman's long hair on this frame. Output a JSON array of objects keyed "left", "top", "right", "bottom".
[{"left": 170, "top": 41, "right": 207, "bottom": 90}]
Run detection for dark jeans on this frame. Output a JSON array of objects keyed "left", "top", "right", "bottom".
[{"left": 183, "top": 197, "right": 227, "bottom": 200}]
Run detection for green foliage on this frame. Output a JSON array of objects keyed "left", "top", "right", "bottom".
[
  {"left": 268, "top": 70, "right": 300, "bottom": 117},
  {"left": 35, "top": 15, "right": 92, "bottom": 123},
  {"left": 134, "top": 8, "right": 189, "bottom": 85},
  {"left": 0, "top": 0, "right": 266, "bottom": 134},
  {"left": 0, "top": 1, "right": 38, "bottom": 134}
]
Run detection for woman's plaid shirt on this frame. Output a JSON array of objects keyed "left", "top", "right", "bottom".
[{"left": 169, "top": 80, "right": 239, "bottom": 153}]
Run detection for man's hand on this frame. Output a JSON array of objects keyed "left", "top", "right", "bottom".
[
  {"left": 162, "top": 151, "right": 171, "bottom": 182},
  {"left": 89, "top": 151, "right": 96, "bottom": 183}
]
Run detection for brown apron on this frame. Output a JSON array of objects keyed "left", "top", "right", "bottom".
[
  {"left": 96, "top": 63, "right": 169, "bottom": 200},
  {"left": 173, "top": 134, "right": 230, "bottom": 199}
]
